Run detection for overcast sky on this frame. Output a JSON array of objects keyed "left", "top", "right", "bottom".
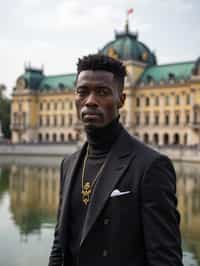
[{"left": 1, "top": 0, "right": 200, "bottom": 96}]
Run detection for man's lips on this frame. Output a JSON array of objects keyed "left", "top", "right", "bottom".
[
  {"left": 81, "top": 111, "right": 102, "bottom": 120},
  {"left": 83, "top": 113, "right": 101, "bottom": 119}
]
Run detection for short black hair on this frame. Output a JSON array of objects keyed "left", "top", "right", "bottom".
[{"left": 76, "top": 54, "right": 126, "bottom": 92}]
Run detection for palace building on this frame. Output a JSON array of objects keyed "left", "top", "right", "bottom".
[{"left": 11, "top": 23, "right": 200, "bottom": 145}]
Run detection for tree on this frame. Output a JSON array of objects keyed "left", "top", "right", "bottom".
[{"left": 0, "top": 85, "right": 11, "bottom": 139}]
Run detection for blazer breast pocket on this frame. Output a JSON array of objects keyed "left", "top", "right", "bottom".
[{"left": 109, "top": 191, "right": 137, "bottom": 215}]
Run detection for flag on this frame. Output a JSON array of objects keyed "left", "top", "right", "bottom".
[{"left": 127, "top": 8, "right": 134, "bottom": 15}]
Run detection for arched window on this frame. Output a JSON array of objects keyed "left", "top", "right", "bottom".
[
  {"left": 164, "top": 133, "right": 169, "bottom": 145},
  {"left": 53, "top": 133, "right": 57, "bottom": 143},
  {"left": 143, "top": 133, "right": 149, "bottom": 144},
  {"left": 136, "top": 97, "right": 140, "bottom": 107},
  {"left": 60, "top": 133, "right": 65, "bottom": 142},
  {"left": 173, "top": 133, "right": 180, "bottom": 145},
  {"left": 153, "top": 133, "right": 159, "bottom": 145},
  {"left": 68, "top": 133, "right": 73, "bottom": 141},
  {"left": 146, "top": 97, "right": 150, "bottom": 106},
  {"left": 46, "top": 133, "right": 49, "bottom": 142},
  {"left": 165, "top": 114, "right": 169, "bottom": 125},
  {"left": 38, "top": 133, "right": 42, "bottom": 142}
]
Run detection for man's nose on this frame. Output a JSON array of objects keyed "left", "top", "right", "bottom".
[{"left": 85, "top": 92, "right": 98, "bottom": 106}]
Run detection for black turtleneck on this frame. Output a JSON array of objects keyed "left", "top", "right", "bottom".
[{"left": 68, "top": 118, "right": 122, "bottom": 261}]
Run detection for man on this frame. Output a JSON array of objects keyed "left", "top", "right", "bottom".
[{"left": 48, "top": 54, "right": 183, "bottom": 266}]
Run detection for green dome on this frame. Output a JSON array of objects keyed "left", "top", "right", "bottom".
[{"left": 100, "top": 27, "right": 157, "bottom": 66}]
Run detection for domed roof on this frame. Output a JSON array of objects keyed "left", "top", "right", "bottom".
[{"left": 100, "top": 24, "right": 157, "bottom": 66}]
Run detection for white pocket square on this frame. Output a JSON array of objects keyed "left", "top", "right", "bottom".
[{"left": 110, "top": 189, "right": 131, "bottom": 197}]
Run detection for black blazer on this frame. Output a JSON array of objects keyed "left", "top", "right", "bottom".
[{"left": 48, "top": 127, "right": 183, "bottom": 266}]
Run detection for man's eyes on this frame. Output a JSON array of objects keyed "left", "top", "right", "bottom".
[
  {"left": 96, "top": 87, "right": 111, "bottom": 96},
  {"left": 76, "top": 87, "right": 111, "bottom": 96},
  {"left": 76, "top": 88, "right": 88, "bottom": 95}
]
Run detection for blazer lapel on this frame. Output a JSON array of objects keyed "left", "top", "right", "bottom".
[
  {"left": 80, "top": 129, "right": 136, "bottom": 246},
  {"left": 59, "top": 143, "right": 87, "bottom": 245}
]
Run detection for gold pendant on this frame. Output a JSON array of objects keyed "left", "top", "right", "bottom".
[{"left": 81, "top": 182, "right": 92, "bottom": 205}]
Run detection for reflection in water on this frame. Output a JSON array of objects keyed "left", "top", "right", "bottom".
[
  {"left": 0, "top": 158, "right": 199, "bottom": 266},
  {"left": 175, "top": 162, "right": 200, "bottom": 265},
  {"left": 9, "top": 165, "right": 60, "bottom": 236},
  {"left": 0, "top": 167, "right": 10, "bottom": 201}
]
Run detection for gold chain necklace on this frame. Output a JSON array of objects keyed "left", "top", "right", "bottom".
[{"left": 81, "top": 144, "right": 106, "bottom": 206}]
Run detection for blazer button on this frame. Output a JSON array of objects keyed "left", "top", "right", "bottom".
[
  {"left": 102, "top": 249, "right": 108, "bottom": 257},
  {"left": 104, "top": 218, "right": 110, "bottom": 225}
]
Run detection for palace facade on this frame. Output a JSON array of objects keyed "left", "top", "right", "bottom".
[{"left": 11, "top": 23, "right": 200, "bottom": 145}]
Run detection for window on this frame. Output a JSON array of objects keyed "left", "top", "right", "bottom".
[
  {"left": 47, "top": 102, "right": 50, "bottom": 110},
  {"left": 61, "top": 115, "right": 65, "bottom": 126},
  {"left": 54, "top": 102, "right": 57, "bottom": 110},
  {"left": 40, "top": 102, "right": 43, "bottom": 111},
  {"left": 186, "top": 112, "right": 190, "bottom": 124},
  {"left": 136, "top": 114, "right": 140, "bottom": 126},
  {"left": 13, "top": 112, "right": 17, "bottom": 124},
  {"left": 146, "top": 97, "right": 150, "bottom": 106},
  {"left": 155, "top": 114, "right": 159, "bottom": 125},
  {"left": 153, "top": 134, "right": 159, "bottom": 145},
  {"left": 60, "top": 133, "right": 65, "bottom": 142},
  {"left": 69, "top": 102, "right": 73, "bottom": 110},
  {"left": 68, "top": 114, "right": 73, "bottom": 126},
  {"left": 19, "top": 102, "right": 22, "bottom": 111},
  {"left": 136, "top": 97, "right": 140, "bottom": 107},
  {"left": 155, "top": 96, "right": 159, "bottom": 106},
  {"left": 165, "top": 95, "right": 170, "bottom": 106},
  {"left": 46, "top": 116, "right": 50, "bottom": 127},
  {"left": 165, "top": 114, "right": 169, "bottom": 125},
  {"left": 184, "top": 134, "right": 187, "bottom": 145},
  {"left": 175, "top": 113, "right": 180, "bottom": 125},
  {"left": 46, "top": 133, "right": 49, "bottom": 142},
  {"left": 54, "top": 115, "right": 57, "bottom": 126},
  {"left": 53, "top": 133, "right": 57, "bottom": 142},
  {"left": 145, "top": 114, "right": 149, "bottom": 125},
  {"left": 164, "top": 134, "right": 169, "bottom": 145},
  {"left": 39, "top": 116, "right": 42, "bottom": 126},
  {"left": 143, "top": 133, "right": 149, "bottom": 144},
  {"left": 176, "top": 95, "right": 180, "bottom": 105},
  {"left": 38, "top": 133, "right": 42, "bottom": 142},
  {"left": 186, "top": 94, "right": 191, "bottom": 105}
]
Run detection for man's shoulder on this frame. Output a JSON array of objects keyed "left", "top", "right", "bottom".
[{"left": 121, "top": 128, "right": 166, "bottom": 164}]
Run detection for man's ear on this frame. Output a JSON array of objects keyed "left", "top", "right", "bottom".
[{"left": 118, "top": 93, "right": 126, "bottom": 108}]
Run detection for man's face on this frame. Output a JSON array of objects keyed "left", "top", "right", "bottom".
[{"left": 75, "top": 70, "right": 125, "bottom": 128}]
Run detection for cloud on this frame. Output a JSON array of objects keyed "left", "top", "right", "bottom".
[{"left": 1, "top": 0, "right": 200, "bottom": 96}]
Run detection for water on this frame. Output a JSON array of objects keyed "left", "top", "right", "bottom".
[{"left": 0, "top": 156, "right": 199, "bottom": 266}]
